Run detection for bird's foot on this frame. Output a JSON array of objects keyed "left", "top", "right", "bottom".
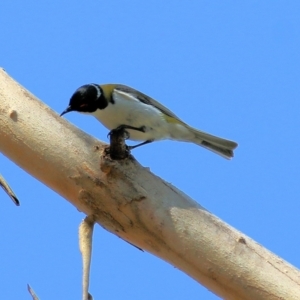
[
  {"left": 107, "top": 125, "right": 146, "bottom": 139},
  {"left": 127, "top": 140, "right": 154, "bottom": 150},
  {"left": 107, "top": 127, "right": 130, "bottom": 140}
]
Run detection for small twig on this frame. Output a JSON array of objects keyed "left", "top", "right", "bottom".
[
  {"left": 0, "top": 173, "right": 20, "bottom": 205},
  {"left": 27, "top": 284, "right": 39, "bottom": 300},
  {"left": 79, "top": 215, "right": 95, "bottom": 300}
]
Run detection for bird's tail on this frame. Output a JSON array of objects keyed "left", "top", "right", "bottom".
[{"left": 187, "top": 126, "right": 238, "bottom": 159}]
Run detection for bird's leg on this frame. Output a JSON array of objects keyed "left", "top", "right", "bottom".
[
  {"left": 115, "top": 124, "right": 146, "bottom": 133},
  {"left": 107, "top": 125, "right": 146, "bottom": 139},
  {"left": 128, "top": 139, "right": 154, "bottom": 150},
  {"left": 79, "top": 215, "right": 95, "bottom": 300}
]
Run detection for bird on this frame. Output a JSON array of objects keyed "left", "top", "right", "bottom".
[{"left": 60, "top": 84, "right": 238, "bottom": 159}]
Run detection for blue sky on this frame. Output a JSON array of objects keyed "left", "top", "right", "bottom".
[{"left": 1, "top": 1, "right": 300, "bottom": 299}]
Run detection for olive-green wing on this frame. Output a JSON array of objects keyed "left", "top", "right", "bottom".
[{"left": 114, "top": 84, "right": 185, "bottom": 122}]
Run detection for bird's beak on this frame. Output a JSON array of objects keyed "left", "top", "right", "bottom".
[{"left": 60, "top": 106, "right": 73, "bottom": 117}]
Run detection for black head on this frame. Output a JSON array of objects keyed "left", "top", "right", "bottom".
[{"left": 60, "top": 84, "right": 102, "bottom": 117}]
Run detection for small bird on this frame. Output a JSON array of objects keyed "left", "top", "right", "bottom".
[{"left": 60, "top": 84, "right": 238, "bottom": 159}]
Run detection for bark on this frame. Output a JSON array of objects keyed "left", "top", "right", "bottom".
[{"left": 0, "top": 68, "right": 299, "bottom": 299}]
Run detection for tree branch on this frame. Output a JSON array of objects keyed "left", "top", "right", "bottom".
[{"left": 1, "top": 69, "right": 299, "bottom": 299}]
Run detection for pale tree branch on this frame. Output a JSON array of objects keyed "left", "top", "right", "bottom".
[{"left": 0, "top": 69, "right": 300, "bottom": 300}]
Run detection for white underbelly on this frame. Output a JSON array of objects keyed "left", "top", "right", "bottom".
[{"left": 90, "top": 101, "right": 170, "bottom": 141}]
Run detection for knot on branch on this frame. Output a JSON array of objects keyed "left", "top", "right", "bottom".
[{"left": 106, "top": 128, "right": 130, "bottom": 160}]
